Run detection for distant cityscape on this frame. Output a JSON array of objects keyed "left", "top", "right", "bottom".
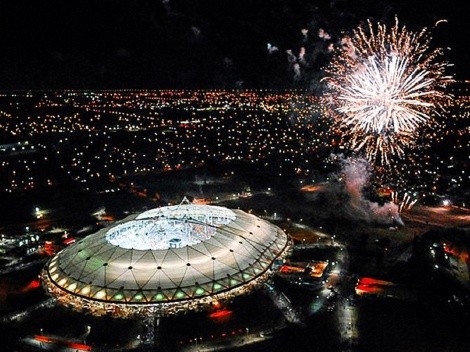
[
  {"left": 0, "top": 87, "right": 468, "bottom": 201},
  {"left": 0, "top": 87, "right": 469, "bottom": 352}
]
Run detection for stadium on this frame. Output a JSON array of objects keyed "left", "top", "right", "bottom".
[{"left": 41, "top": 201, "right": 290, "bottom": 318}]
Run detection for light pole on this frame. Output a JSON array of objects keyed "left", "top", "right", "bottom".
[
  {"left": 39, "top": 328, "right": 44, "bottom": 350},
  {"left": 83, "top": 325, "right": 91, "bottom": 344}
]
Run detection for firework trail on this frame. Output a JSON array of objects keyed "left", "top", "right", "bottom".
[
  {"left": 323, "top": 17, "right": 453, "bottom": 164},
  {"left": 391, "top": 191, "right": 417, "bottom": 212}
]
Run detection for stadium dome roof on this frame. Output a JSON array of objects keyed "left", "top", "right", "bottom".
[{"left": 42, "top": 203, "right": 289, "bottom": 317}]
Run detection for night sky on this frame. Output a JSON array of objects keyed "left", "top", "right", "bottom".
[{"left": 0, "top": 0, "right": 468, "bottom": 89}]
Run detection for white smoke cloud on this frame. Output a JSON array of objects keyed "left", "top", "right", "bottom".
[
  {"left": 191, "top": 26, "right": 201, "bottom": 38},
  {"left": 162, "top": 0, "right": 171, "bottom": 14},
  {"left": 318, "top": 28, "right": 331, "bottom": 40},
  {"left": 286, "top": 49, "right": 296, "bottom": 63},
  {"left": 286, "top": 49, "right": 303, "bottom": 81},
  {"left": 293, "top": 63, "right": 301, "bottom": 80},
  {"left": 341, "top": 36, "right": 356, "bottom": 59},
  {"left": 267, "top": 43, "right": 279, "bottom": 54},
  {"left": 337, "top": 157, "right": 402, "bottom": 225},
  {"left": 305, "top": 157, "right": 403, "bottom": 226},
  {"left": 223, "top": 57, "right": 233, "bottom": 68},
  {"left": 298, "top": 47, "right": 306, "bottom": 63}
]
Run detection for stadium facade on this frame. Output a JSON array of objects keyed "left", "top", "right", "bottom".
[{"left": 42, "top": 203, "right": 290, "bottom": 317}]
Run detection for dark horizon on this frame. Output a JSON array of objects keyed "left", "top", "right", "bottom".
[{"left": 0, "top": 0, "right": 468, "bottom": 90}]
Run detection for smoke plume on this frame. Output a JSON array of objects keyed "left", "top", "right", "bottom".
[{"left": 310, "top": 157, "right": 403, "bottom": 226}]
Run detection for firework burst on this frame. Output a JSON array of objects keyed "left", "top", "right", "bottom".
[{"left": 323, "top": 17, "right": 453, "bottom": 164}]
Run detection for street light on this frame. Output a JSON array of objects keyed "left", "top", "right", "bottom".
[
  {"left": 39, "top": 328, "right": 44, "bottom": 350},
  {"left": 194, "top": 337, "right": 202, "bottom": 351},
  {"left": 83, "top": 325, "right": 91, "bottom": 344}
]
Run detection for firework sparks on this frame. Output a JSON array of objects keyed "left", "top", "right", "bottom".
[
  {"left": 323, "top": 17, "right": 453, "bottom": 164},
  {"left": 391, "top": 191, "right": 417, "bottom": 212}
]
